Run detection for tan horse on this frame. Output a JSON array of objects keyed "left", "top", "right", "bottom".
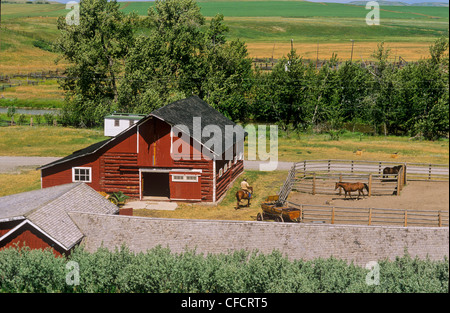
[
  {"left": 335, "top": 182, "right": 369, "bottom": 199},
  {"left": 236, "top": 187, "right": 253, "bottom": 208}
]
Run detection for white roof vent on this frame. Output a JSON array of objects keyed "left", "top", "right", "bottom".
[{"left": 104, "top": 113, "right": 146, "bottom": 137}]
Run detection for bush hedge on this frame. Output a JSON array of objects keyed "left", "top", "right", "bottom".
[{"left": 0, "top": 245, "right": 448, "bottom": 293}]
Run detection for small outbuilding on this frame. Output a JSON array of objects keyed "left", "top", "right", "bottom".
[
  {"left": 39, "top": 96, "right": 246, "bottom": 203},
  {"left": 0, "top": 183, "right": 119, "bottom": 256}
]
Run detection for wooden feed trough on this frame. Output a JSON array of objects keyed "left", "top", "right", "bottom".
[{"left": 257, "top": 195, "right": 302, "bottom": 223}]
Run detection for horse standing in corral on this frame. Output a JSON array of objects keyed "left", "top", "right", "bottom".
[
  {"left": 383, "top": 165, "right": 403, "bottom": 179},
  {"left": 335, "top": 182, "right": 369, "bottom": 200},
  {"left": 236, "top": 187, "right": 253, "bottom": 208}
]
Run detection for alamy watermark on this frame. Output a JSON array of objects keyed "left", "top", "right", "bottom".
[
  {"left": 65, "top": 261, "right": 80, "bottom": 286},
  {"left": 171, "top": 118, "right": 279, "bottom": 171},
  {"left": 66, "top": 1, "right": 80, "bottom": 26},
  {"left": 366, "top": 1, "right": 380, "bottom": 26},
  {"left": 365, "top": 261, "right": 380, "bottom": 286}
]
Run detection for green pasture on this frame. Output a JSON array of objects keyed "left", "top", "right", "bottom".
[
  {"left": 0, "top": 2, "right": 447, "bottom": 56},
  {"left": 121, "top": 1, "right": 449, "bottom": 19}
]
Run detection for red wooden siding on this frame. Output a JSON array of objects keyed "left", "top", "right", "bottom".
[
  {"left": 0, "top": 220, "right": 23, "bottom": 237},
  {"left": 41, "top": 115, "right": 242, "bottom": 202},
  {"left": 0, "top": 222, "right": 65, "bottom": 257},
  {"left": 216, "top": 160, "right": 244, "bottom": 201},
  {"left": 100, "top": 152, "right": 139, "bottom": 198},
  {"left": 42, "top": 153, "right": 100, "bottom": 190}
]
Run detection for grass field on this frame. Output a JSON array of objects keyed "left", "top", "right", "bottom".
[
  {"left": 0, "top": 2, "right": 448, "bottom": 75},
  {"left": 0, "top": 126, "right": 107, "bottom": 157},
  {"left": 0, "top": 125, "right": 447, "bottom": 163}
]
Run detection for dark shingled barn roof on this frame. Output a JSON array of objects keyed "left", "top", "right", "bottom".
[
  {"left": 151, "top": 96, "right": 246, "bottom": 156},
  {"left": 39, "top": 96, "right": 246, "bottom": 170}
]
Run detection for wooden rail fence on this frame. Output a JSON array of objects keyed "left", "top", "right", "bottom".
[
  {"left": 286, "top": 202, "right": 449, "bottom": 228},
  {"left": 294, "top": 159, "right": 448, "bottom": 182},
  {"left": 294, "top": 169, "right": 405, "bottom": 196},
  {"left": 274, "top": 160, "right": 448, "bottom": 227}
]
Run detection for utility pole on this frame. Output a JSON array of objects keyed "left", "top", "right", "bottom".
[{"left": 350, "top": 39, "right": 355, "bottom": 63}]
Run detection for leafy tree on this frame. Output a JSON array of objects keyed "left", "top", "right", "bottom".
[
  {"left": 259, "top": 50, "right": 311, "bottom": 134},
  {"left": 200, "top": 15, "right": 254, "bottom": 122},
  {"left": 55, "top": 0, "right": 135, "bottom": 127},
  {"left": 118, "top": 0, "right": 204, "bottom": 113}
]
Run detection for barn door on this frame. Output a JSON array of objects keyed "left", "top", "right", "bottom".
[{"left": 142, "top": 172, "right": 170, "bottom": 198}]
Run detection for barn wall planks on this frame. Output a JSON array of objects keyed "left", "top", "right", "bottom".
[{"left": 70, "top": 212, "right": 449, "bottom": 266}]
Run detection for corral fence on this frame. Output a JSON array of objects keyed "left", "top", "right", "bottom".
[
  {"left": 295, "top": 171, "right": 404, "bottom": 197},
  {"left": 295, "top": 159, "right": 449, "bottom": 182},
  {"left": 0, "top": 70, "right": 65, "bottom": 92},
  {"left": 273, "top": 160, "right": 449, "bottom": 227},
  {"left": 285, "top": 202, "right": 449, "bottom": 228}
]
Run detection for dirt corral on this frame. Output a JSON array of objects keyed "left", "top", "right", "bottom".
[{"left": 288, "top": 181, "right": 449, "bottom": 212}]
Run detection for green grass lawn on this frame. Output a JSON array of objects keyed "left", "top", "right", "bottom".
[{"left": 0, "top": 126, "right": 107, "bottom": 157}]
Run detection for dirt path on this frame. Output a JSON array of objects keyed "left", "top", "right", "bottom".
[{"left": 288, "top": 181, "right": 449, "bottom": 212}]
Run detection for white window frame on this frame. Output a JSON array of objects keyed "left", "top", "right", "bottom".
[
  {"left": 171, "top": 174, "right": 199, "bottom": 183},
  {"left": 72, "top": 167, "right": 92, "bottom": 183},
  {"left": 114, "top": 119, "right": 120, "bottom": 127}
]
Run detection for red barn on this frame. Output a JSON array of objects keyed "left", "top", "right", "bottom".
[
  {"left": 0, "top": 183, "right": 119, "bottom": 256},
  {"left": 39, "top": 96, "right": 246, "bottom": 202}
]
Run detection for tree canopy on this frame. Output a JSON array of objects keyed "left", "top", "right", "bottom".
[{"left": 55, "top": 0, "right": 449, "bottom": 140}]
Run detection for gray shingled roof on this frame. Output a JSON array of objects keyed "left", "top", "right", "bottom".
[{"left": 0, "top": 183, "right": 119, "bottom": 250}]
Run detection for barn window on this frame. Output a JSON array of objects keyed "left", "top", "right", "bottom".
[
  {"left": 218, "top": 168, "right": 223, "bottom": 178},
  {"left": 72, "top": 167, "right": 92, "bottom": 183},
  {"left": 171, "top": 174, "right": 198, "bottom": 182},
  {"left": 114, "top": 119, "right": 120, "bottom": 127},
  {"left": 224, "top": 163, "right": 228, "bottom": 173}
]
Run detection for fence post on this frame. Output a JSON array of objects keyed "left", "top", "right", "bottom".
[
  {"left": 313, "top": 173, "right": 316, "bottom": 195},
  {"left": 331, "top": 207, "right": 335, "bottom": 224},
  {"left": 404, "top": 210, "right": 408, "bottom": 227},
  {"left": 368, "top": 173, "right": 372, "bottom": 197},
  {"left": 368, "top": 208, "right": 372, "bottom": 225},
  {"left": 30, "top": 117, "right": 33, "bottom": 127},
  {"left": 429, "top": 164, "right": 432, "bottom": 180},
  {"left": 339, "top": 174, "right": 342, "bottom": 196},
  {"left": 438, "top": 211, "right": 442, "bottom": 227},
  {"left": 328, "top": 160, "right": 330, "bottom": 172},
  {"left": 403, "top": 164, "right": 407, "bottom": 185},
  {"left": 397, "top": 172, "right": 401, "bottom": 196}
]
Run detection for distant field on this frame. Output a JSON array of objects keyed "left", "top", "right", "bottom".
[
  {"left": 122, "top": 1, "right": 449, "bottom": 19},
  {"left": 0, "top": 2, "right": 447, "bottom": 75}
]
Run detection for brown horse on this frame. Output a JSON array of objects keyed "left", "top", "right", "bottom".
[
  {"left": 335, "top": 182, "right": 369, "bottom": 199},
  {"left": 383, "top": 165, "right": 403, "bottom": 179},
  {"left": 236, "top": 187, "right": 253, "bottom": 208}
]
